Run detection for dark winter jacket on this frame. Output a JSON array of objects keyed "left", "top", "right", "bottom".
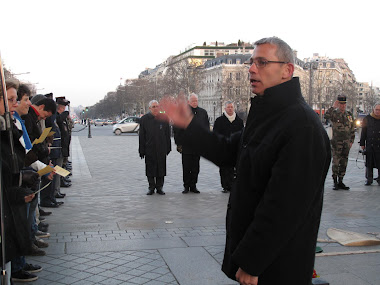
[
  {"left": 139, "top": 112, "right": 171, "bottom": 177},
  {"left": 360, "top": 114, "right": 380, "bottom": 168},
  {"left": 57, "top": 111, "right": 70, "bottom": 157},
  {"left": 22, "top": 107, "right": 49, "bottom": 163},
  {"left": 45, "top": 113, "right": 62, "bottom": 159},
  {"left": 213, "top": 113, "right": 244, "bottom": 138},
  {"left": 174, "top": 105, "right": 209, "bottom": 154},
  {"left": 178, "top": 78, "right": 331, "bottom": 284},
  {"left": 1, "top": 127, "right": 33, "bottom": 262}
]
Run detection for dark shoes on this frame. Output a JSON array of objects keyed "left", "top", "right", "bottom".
[
  {"left": 337, "top": 181, "right": 350, "bottom": 190},
  {"left": 146, "top": 189, "right": 154, "bottom": 195},
  {"left": 190, "top": 188, "right": 200, "bottom": 193},
  {"left": 156, "top": 189, "right": 165, "bottom": 195},
  {"left": 23, "top": 263, "right": 42, "bottom": 273},
  {"left": 38, "top": 222, "right": 49, "bottom": 233},
  {"left": 40, "top": 201, "right": 59, "bottom": 208},
  {"left": 11, "top": 270, "right": 38, "bottom": 282},
  {"left": 365, "top": 181, "right": 372, "bottom": 186},
  {"left": 27, "top": 244, "right": 46, "bottom": 256},
  {"left": 222, "top": 189, "right": 230, "bottom": 193},
  {"left": 39, "top": 208, "right": 52, "bottom": 216},
  {"left": 182, "top": 188, "right": 189, "bottom": 194},
  {"left": 55, "top": 192, "right": 66, "bottom": 199},
  {"left": 34, "top": 238, "right": 49, "bottom": 248}
]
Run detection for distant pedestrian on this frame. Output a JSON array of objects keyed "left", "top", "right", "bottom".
[
  {"left": 174, "top": 93, "right": 209, "bottom": 194},
  {"left": 325, "top": 95, "right": 355, "bottom": 190},
  {"left": 139, "top": 100, "right": 171, "bottom": 195},
  {"left": 213, "top": 101, "right": 243, "bottom": 193},
  {"left": 360, "top": 103, "right": 380, "bottom": 186}
]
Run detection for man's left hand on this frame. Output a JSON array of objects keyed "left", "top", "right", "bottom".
[{"left": 236, "top": 268, "right": 258, "bottom": 285}]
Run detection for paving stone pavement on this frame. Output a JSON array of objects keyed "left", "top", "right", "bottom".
[{"left": 21, "top": 129, "right": 380, "bottom": 285}]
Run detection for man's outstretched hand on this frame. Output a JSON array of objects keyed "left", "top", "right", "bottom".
[
  {"left": 158, "top": 95, "right": 193, "bottom": 129},
  {"left": 236, "top": 268, "right": 258, "bottom": 285}
]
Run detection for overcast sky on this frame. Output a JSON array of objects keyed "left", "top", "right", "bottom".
[{"left": 2, "top": 0, "right": 378, "bottom": 107}]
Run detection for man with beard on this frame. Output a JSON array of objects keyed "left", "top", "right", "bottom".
[{"left": 139, "top": 100, "right": 171, "bottom": 195}]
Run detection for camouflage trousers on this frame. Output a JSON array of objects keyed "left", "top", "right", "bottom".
[{"left": 331, "top": 140, "right": 351, "bottom": 178}]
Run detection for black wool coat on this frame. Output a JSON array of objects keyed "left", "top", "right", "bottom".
[
  {"left": 174, "top": 106, "right": 209, "bottom": 154},
  {"left": 179, "top": 78, "right": 331, "bottom": 284},
  {"left": 139, "top": 113, "right": 171, "bottom": 177},
  {"left": 57, "top": 111, "right": 70, "bottom": 157},
  {"left": 213, "top": 113, "right": 244, "bottom": 137},
  {"left": 1, "top": 128, "right": 34, "bottom": 262},
  {"left": 360, "top": 114, "right": 380, "bottom": 168},
  {"left": 22, "top": 107, "right": 49, "bottom": 163}
]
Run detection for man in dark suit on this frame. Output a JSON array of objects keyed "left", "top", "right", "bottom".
[
  {"left": 213, "top": 101, "right": 244, "bottom": 193},
  {"left": 139, "top": 100, "right": 171, "bottom": 195},
  {"left": 174, "top": 93, "right": 209, "bottom": 194},
  {"left": 160, "top": 37, "right": 331, "bottom": 285}
]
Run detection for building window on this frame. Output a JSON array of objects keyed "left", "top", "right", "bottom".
[
  {"left": 229, "top": 73, "right": 233, "bottom": 79},
  {"left": 330, "top": 62, "right": 335, "bottom": 68},
  {"left": 236, "top": 59, "right": 241, "bottom": 64},
  {"left": 228, "top": 59, "right": 232, "bottom": 64},
  {"left": 236, "top": 73, "right": 241, "bottom": 80}
]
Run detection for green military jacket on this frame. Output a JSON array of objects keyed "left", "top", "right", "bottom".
[{"left": 325, "top": 107, "right": 355, "bottom": 143}]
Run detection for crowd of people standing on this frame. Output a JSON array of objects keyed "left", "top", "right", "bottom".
[{"left": 0, "top": 79, "right": 73, "bottom": 283}]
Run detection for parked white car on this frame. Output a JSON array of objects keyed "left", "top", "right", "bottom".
[{"left": 113, "top": 116, "right": 141, "bottom": 135}]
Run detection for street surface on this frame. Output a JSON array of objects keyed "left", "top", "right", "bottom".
[{"left": 23, "top": 124, "right": 380, "bottom": 285}]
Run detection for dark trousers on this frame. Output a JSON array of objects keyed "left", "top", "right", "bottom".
[
  {"left": 366, "top": 167, "right": 380, "bottom": 183},
  {"left": 147, "top": 176, "right": 164, "bottom": 191},
  {"left": 40, "top": 175, "right": 55, "bottom": 204},
  {"left": 182, "top": 153, "right": 200, "bottom": 190},
  {"left": 27, "top": 197, "right": 38, "bottom": 241},
  {"left": 219, "top": 166, "right": 234, "bottom": 191}
]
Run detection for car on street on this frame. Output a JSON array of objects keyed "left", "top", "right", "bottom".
[
  {"left": 355, "top": 113, "right": 367, "bottom": 128},
  {"left": 94, "top": 119, "right": 105, "bottom": 126},
  {"left": 113, "top": 116, "right": 141, "bottom": 135},
  {"left": 106, "top": 120, "right": 114, "bottom": 125}
]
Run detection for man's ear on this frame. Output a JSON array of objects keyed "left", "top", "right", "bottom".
[
  {"left": 38, "top": 104, "right": 45, "bottom": 111},
  {"left": 282, "top": 63, "right": 295, "bottom": 79}
]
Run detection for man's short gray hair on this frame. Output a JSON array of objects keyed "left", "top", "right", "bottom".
[
  {"left": 188, "top": 93, "right": 198, "bottom": 100},
  {"left": 254, "top": 37, "right": 295, "bottom": 65},
  {"left": 149, "top": 100, "right": 158, "bottom": 108},
  {"left": 225, "top": 101, "right": 234, "bottom": 107},
  {"left": 374, "top": 102, "right": 380, "bottom": 109}
]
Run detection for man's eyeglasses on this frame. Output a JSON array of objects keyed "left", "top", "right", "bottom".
[
  {"left": 150, "top": 105, "right": 159, "bottom": 108},
  {"left": 244, "top": 58, "right": 289, "bottom": 68}
]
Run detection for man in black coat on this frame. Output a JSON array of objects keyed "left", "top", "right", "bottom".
[
  {"left": 213, "top": 101, "right": 244, "bottom": 193},
  {"left": 160, "top": 37, "right": 331, "bottom": 285},
  {"left": 139, "top": 100, "right": 171, "bottom": 195},
  {"left": 174, "top": 93, "right": 209, "bottom": 194},
  {"left": 360, "top": 103, "right": 380, "bottom": 185}
]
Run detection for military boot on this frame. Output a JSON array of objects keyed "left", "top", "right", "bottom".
[
  {"left": 338, "top": 177, "right": 350, "bottom": 190},
  {"left": 333, "top": 176, "right": 339, "bottom": 190}
]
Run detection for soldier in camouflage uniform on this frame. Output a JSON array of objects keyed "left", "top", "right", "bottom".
[{"left": 325, "top": 95, "right": 355, "bottom": 190}]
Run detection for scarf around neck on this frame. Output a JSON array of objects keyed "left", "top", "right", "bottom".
[{"left": 224, "top": 111, "right": 236, "bottom": 123}]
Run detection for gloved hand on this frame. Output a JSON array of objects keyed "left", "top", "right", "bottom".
[
  {"left": 21, "top": 170, "right": 40, "bottom": 190},
  {"left": 140, "top": 153, "right": 145, "bottom": 159},
  {"left": 45, "top": 135, "right": 54, "bottom": 145},
  {"left": 176, "top": 145, "right": 182, "bottom": 153}
]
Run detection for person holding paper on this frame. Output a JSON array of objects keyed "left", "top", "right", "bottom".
[{"left": 1, "top": 79, "right": 42, "bottom": 282}]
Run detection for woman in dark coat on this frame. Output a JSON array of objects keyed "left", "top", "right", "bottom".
[{"left": 139, "top": 100, "right": 171, "bottom": 195}]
